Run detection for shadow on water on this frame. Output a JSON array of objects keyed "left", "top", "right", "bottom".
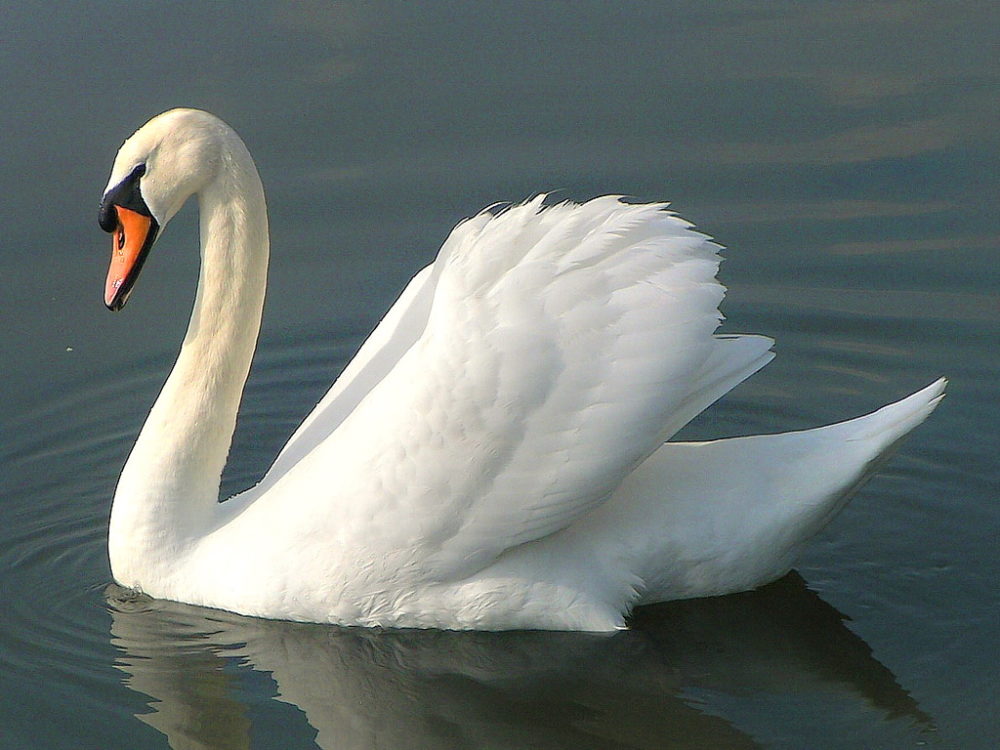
[{"left": 106, "top": 572, "right": 930, "bottom": 749}]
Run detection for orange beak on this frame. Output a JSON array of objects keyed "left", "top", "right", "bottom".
[{"left": 105, "top": 205, "right": 157, "bottom": 310}]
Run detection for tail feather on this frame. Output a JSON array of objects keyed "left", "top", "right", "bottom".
[
  {"left": 847, "top": 377, "right": 946, "bottom": 445},
  {"left": 568, "top": 379, "right": 947, "bottom": 608}
]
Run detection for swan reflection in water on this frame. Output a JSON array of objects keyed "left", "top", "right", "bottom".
[{"left": 107, "top": 573, "right": 931, "bottom": 749}]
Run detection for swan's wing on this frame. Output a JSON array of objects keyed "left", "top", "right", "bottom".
[
  {"left": 262, "top": 263, "right": 440, "bottom": 486},
  {"left": 267, "top": 197, "right": 751, "bottom": 580}
]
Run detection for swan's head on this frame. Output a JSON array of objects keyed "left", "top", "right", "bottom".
[{"left": 99, "top": 108, "right": 229, "bottom": 310}]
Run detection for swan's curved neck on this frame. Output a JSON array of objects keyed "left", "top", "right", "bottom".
[{"left": 109, "top": 136, "right": 268, "bottom": 585}]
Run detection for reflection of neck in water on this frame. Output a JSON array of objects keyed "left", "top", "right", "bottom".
[{"left": 107, "top": 574, "right": 931, "bottom": 749}]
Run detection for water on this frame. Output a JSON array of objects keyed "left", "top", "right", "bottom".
[{"left": 1, "top": 2, "right": 997, "bottom": 747}]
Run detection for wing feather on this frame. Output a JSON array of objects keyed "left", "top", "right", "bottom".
[
  {"left": 259, "top": 263, "right": 440, "bottom": 487},
  {"left": 255, "top": 197, "right": 752, "bottom": 583}
]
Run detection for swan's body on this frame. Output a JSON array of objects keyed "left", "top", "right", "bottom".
[{"left": 100, "top": 109, "right": 944, "bottom": 631}]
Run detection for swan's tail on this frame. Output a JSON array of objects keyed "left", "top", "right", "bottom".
[
  {"left": 841, "top": 377, "right": 947, "bottom": 448},
  {"left": 585, "top": 378, "right": 947, "bottom": 609}
]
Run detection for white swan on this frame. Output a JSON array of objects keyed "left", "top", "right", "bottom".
[{"left": 99, "top": 109, "right": 944, "bottom": 631}]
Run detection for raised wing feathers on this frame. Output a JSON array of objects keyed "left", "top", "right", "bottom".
[
  {"left": 261, "top": 263, "right": 439, "bottom": 488},
  {"left": 261, "top": 197, "right": 735, "bottom": 581}
]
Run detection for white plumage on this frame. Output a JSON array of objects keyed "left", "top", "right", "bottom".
[{"left": 102, "top": 109, "right": 944, "bottom": 630}]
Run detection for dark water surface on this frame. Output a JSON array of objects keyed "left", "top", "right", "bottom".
[{"left": 1, "top": 3, "right": 997, "bottom": 748}]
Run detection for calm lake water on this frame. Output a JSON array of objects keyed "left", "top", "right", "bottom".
[{"left": 1, "top": 2, "right": 997, "bottom": 748}]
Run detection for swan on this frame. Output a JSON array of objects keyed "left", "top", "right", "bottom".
[{"left": 99, "top": 108, "right": 945, "bottom": 631}]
